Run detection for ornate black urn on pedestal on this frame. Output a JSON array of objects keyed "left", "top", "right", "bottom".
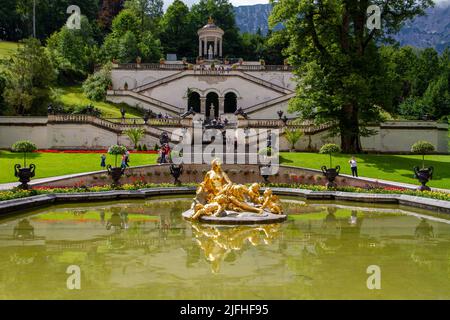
[
  {"left": 12, "top": 140, "right": 38, "bottom": 190},
  {"left": 411, "top": 141, "right": 436, "bottom": 192},
  {"left": 14, "top": 164, "right": 36, "bottom": 190},
  {"left": 107, "top": 165, "right": 125, "bottom": 186},
  {"left": 319, "top": 143, "right": 341, "bottom": 189},
  {"left": 413, "top": 166, "right": 433, "bottom": 191},
  {"left": 170, "top": 164, "right": 183, "bottom": 185},
  {"left": 321, "top": 165, "right": 340, "bottom": 188}
]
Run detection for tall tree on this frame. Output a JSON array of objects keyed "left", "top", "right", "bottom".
[
  {"left": 270, "top": 0, "right": 433, "bottom": 153},
  {"left": 159, "top": 0, "right": 196, "bottom": 57},
  {"left": 124, "top": 0, "right": 163, "bottom": 33},
  {"left": 98, "top": 0, "right": 125, "bottom": 31},
  {"left": 2, "top": 38, "right": 55, "bottom": 115}
]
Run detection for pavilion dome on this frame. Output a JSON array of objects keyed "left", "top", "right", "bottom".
[{"left": 198, "top": 17, "right": 224, "bottom": 35}]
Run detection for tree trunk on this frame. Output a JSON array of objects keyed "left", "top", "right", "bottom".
[{"left": 340, "top": 103, "right": 362, "bottom": 153}]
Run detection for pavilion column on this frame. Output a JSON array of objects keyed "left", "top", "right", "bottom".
[
  {"left": 199, "top": 39, "right": 202, "bottom": 57},
  {"left": 214, "top": 38, "right": 218, "bottom": 58},
  {"left": 219, "top": 97, "right": 225, "bottom": 116},
  {"left": 200, "top": 97, "right": 206, "bottom": 114},
  {"left": 204, "top": 39, "right": 208, "bottom": 59},
  {"left": 219, "top": 40, "right": 222, "bottom": 57}
]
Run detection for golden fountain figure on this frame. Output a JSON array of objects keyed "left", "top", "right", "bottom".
[{"left": 183, "top": 159, "right": 286, "bottom": 223}]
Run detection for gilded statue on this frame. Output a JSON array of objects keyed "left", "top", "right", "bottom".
[{"left": 189, "top": 159, "right": 283, "bottom": 220}]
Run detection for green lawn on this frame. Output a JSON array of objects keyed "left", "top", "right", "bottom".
[
  {"left": 0, "top": 41, "right": 18, "bottom": 59},
  {"left": 0, "top": 151, "right": 158, "bottom": 184},
  {"left": 280, "top": 152, "right": 450, "bottom": 189},
  {"left": 57, "top": 85, "right": 143, "bottom": 119},
  {"left": 1, "top": 151, "right": 449, "bottom": 189}
]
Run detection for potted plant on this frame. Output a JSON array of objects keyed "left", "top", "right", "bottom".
[
  {"left": 411, "top": 141, "right": 435, "bottom": 191},
  {"left": 106, "top": 145, "right": 127, "bottom": 186},
  {"left": 159, "top": 58, "right": 165, "bottom": 65},
  {"left": 260, "top": 59, "right": 265, "bottom": 66},
  {"left": 136, "top": 56, "right": 142, "bottom": 64},
  {"left": 284, "top": 128, "right": 303, "bottom": 152},
  {"left": 319, "top": 143, "right": 341, "bottom": 188},
  {"left": 12, "top": 140, "right": 37, "bottom": 189}
]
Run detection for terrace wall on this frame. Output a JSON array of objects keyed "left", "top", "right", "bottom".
[{"left": 0, "top": 117, "right": 447, "bottom": 153}]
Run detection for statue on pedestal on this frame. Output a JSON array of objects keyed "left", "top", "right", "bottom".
[{"left": 184, "top": 159, "right": 285, "bottom": 223}]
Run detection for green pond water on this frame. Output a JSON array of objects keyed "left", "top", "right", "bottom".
[{"left": 0, "top": 196, "right": 449, "bottom": 300}]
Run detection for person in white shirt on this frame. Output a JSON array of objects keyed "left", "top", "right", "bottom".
[{"left": 349, "top": 156, "right": 358, "bottom": 177}]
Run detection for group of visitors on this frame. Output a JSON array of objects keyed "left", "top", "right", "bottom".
[
  {"left": 158, "top": 143, "right": 172, "bottom": 164},
  {"left": 156, "top": 113, "right": 171, "bottom": 119},
  {"left": 196, "top": 64, "right": 231, "bottom": 75},
  {"left": 100, "top": 150, "right": 131, "bottom": 169}
]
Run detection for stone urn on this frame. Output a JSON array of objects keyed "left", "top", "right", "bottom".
[
  {"left": 321, "top": 165, "right": 340, "bottom": 188},
  {"left": 413, "top": 166, "right": 433, "bottom": 191},
  {"left": 170, "top": 164, "right": 183, "bottom": 185},
  {"left": 107, "top": 165, "right": 125, "bottom": 186},
  {"left": 14, "top": 164, "right": 36, "bottom": 190}
]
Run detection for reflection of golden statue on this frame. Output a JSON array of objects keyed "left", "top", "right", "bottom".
[
  {"left": 192, "top": 223, "right": 280, "bottom": 273},
  {"left": 188, "top": 159, "right": 283, "bottom": 220}
]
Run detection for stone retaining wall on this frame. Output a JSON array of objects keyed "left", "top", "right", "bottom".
[{"left": 33, "top": 164, "right": 407, "bottom": 190}]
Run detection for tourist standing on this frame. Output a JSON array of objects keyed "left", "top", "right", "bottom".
[
  {"left": 125, "top": 150, "right": 130, "bottom": 167},
  {"left": 100, "top": 154, "right": 106, "bottom": 169},
  {"left": 349, "top": 156, "right": 358, "bottom": 177},
  {"left": 121, "top": 154, "right": 127, "bottom": 169}
]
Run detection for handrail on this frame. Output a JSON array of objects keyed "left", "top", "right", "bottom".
[{"left": 113, "top": 63, "right": 294, "bottom": 72}]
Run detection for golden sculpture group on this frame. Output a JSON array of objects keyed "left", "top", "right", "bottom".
[{"left": 189, "top": 159, "right": 283, "bottom": 220}]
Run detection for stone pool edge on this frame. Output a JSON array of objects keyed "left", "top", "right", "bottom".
[{"left": 0, "top": 186, "right": 449, "bottom": 215}]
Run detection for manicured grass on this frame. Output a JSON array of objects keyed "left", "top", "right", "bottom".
[
  {"left": 0, "top": 151, "right": 449, "bottom": 189},
  {"left": 0, "top": 151, "right": 158, "bottom": 184},
  {"left": 280, "top": 152, "right": 450, "bottom": 189},
  {"left": 57, "top": 85, "right": 143, "bottom": 119},
  {"left": 0, "top": 41, "right": 18, "bottom": 59}
]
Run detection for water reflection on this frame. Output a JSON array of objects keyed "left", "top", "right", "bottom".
[
  {"left": 191, "top": 223, "right": 281, "bottom": 273},
  {"left": 13, "top": 219, "right": 35, "bottom": 240},
  {"left": 415, "top": 218, "right": 434, "bottom": 239},
  {"left": 0, "top": 198, "right": 449, "bottom": 299}
]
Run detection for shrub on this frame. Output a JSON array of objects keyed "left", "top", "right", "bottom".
[
  {"left": 137, "top": 144, "right": 142, "bottom": 151},
  {"left": 319, "top": 143, "right": 341, "bottom": 168},
  {"left": 12, "top": 140, "right": 37, "bottom": 167},
  {"left": 411, "top": 141, "right": 435, "bottom": 168},
  {"left": 142, "top": 144, "right": 147, "bottom": 151},
  {"left": 82, "top": 63, "right": 112, "bottom": 101}
]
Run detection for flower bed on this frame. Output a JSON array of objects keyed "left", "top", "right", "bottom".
[
  {"left": 35, "top": 149, "right": 158, "bottom": 154},
  {"left": 0, "top": 183, "right": 449, "bottom": 202}
]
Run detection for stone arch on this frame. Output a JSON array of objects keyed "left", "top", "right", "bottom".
[
  {"left": 205, "top": 88, "right": 221, "bottom": 98},
  {"left": 223, "top": 88, "right": 241, "bottom": 99},
  {"left": 206, "top": 92, "right": 219, "bottom": 119},
  {"left": 224, "top": 92, "right": 237, "bottom": 114},
  {"left": 188, "top": 91, "right": 201, "bottom": 113}
]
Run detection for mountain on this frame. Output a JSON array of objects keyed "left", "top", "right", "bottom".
[
  {"left": 234, "top": 3, "right": 450, "bottom": 52},
  {"left": 234, "top": 4, "right": 272, "bottom": 35}
]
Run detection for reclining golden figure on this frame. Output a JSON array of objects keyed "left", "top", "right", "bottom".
[{"left": 189, "top": 159, "right": 283, "bottom": 220}]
